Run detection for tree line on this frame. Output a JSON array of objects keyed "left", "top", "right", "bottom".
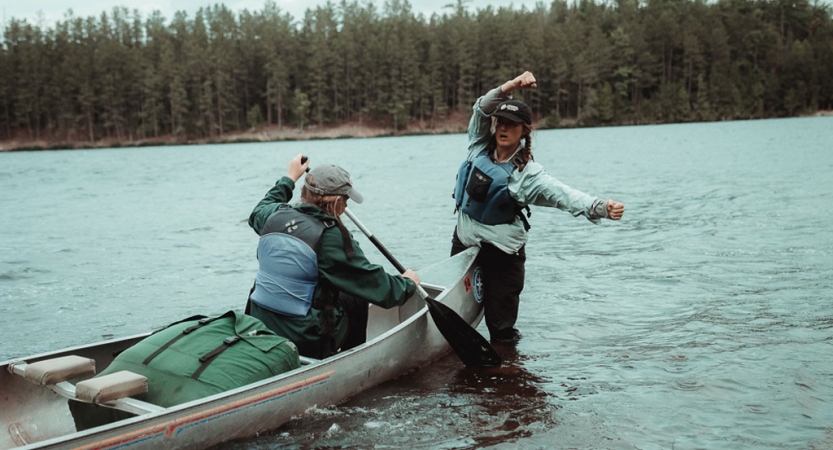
[{"left": 1, "top": 0, "right": 831, "bottom": 144}]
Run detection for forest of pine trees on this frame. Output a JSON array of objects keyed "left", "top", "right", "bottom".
[{"left": 1, "top": 0, "right": 831, "bottom": 146}]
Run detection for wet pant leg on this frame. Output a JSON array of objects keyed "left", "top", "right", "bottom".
[{"left": 451, "top": 229, "right": 526, "bottom": 338}]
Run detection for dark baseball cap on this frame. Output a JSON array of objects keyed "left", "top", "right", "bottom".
[
  {"left": 304, "top": 164, "right": 364, "bottom": 203},
  {"left": 493, "top": 99, "right": 532, "bottom": 125}
]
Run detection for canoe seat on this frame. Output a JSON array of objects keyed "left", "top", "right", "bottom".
[
  {"left": 10, "top": 356, "right": 164, "bottom": 415},
  {"left": 76, "top": 370, "right": 148, "bottom": 404},
  {"left": 16, "top": 355, "right": 96, "bottom": 385}
]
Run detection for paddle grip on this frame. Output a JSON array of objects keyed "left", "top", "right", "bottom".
[{"left": 342, "top": 207, "right": 502, "bottom": 366}]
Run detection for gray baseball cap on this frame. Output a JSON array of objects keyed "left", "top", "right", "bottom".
[{"left": 304, "top": 164, "right": 364, "bottom": 204}]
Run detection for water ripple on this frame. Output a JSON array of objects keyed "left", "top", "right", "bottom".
[{"left": 2, "top": 118, "right": 832, "bottom": 448}]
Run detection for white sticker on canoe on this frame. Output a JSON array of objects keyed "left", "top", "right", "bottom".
[{"left": 473, "top": 266, "right": 484, "bottom": 303}]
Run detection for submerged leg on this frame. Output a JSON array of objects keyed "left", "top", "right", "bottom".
[{"left": 476, "top": 242, "right": 526, "bottom": 343}]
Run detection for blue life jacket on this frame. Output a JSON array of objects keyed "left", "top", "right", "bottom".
[
  {"left": 250, "top": 206, "right": 334, "bottom": 317},
  {"left": 454, "top": 151, "right": 519, "bottom": 225}
]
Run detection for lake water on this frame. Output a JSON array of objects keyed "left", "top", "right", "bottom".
[{"left": 1, "top": 117, "right": 832, "bottom": 449}]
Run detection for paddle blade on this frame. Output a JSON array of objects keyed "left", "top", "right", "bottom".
[{"left": 424, "top": 296, "right": 501, "bottom": 367}]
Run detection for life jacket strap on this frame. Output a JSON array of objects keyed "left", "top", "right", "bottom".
[
  {"left": 334, "top": 218, "right": 356, "bottom": 259},
  {"left": 518, "top": 206, "right": 532, "bottom": 231}
]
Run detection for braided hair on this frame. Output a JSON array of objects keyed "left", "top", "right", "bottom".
[{"left": 516, "top": 123, "right": 534, "bottom": 169}]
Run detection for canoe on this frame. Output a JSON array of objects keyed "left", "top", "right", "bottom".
[{"left": 0, "top": 247, "right": 482, "bottom": 450}]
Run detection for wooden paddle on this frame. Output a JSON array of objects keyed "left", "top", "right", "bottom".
[{"left": 343, "top": 207, "right": 501, "bottom": 368}]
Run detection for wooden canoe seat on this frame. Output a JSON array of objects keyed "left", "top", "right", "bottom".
[
  {"left": 76, "top": 371, "right": 148, "bottom": 404},
  {"left": 17, "top": 355, "right": 96, "bottom": 385}
]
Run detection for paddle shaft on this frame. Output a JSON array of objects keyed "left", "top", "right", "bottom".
[
  {"left": 343, "top": 208, "right": 431, "bottom": 297},
  {"left": 342, "top": 208, "right": 502, "bottom": 367},
  {"left": 302, "top": 159, "right": 427, "bottom": 300},
  {"left": 301, "top": 159, "right": 500, "bottom": 366},
  {"left": 303, "top": 159, "right": 416, "bottom": 289},
  {"left": 298, "top": 157, "right": 500, "bottom": 366}
]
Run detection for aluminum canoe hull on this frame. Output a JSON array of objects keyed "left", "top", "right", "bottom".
[{"left": 1, "top": 247, "right": 482, "bottom": 450}]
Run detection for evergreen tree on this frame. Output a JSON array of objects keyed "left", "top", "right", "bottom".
[{"left": 1, "top": 0, "right": 831, "bottom": 143}]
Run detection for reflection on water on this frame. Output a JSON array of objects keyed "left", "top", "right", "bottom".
[
  {"left": 223, "top": 347, "right": 559, "bottom": 450},
  {"left": 2, "top": 117, "right": 833, "bottom": 449}
]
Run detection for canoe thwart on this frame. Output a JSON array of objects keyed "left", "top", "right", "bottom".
[
  {"left": 76, "top": 370, "right": 148, "bottom": 404},
  {"left": 11, "top": 355, "right": 96, "bottom": 385}
]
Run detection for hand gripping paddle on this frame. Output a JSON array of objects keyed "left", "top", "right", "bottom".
[{"left": 343, "top": 207, "right": 501, "bottom": 367}]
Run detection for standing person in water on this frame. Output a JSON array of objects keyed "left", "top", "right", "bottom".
[
  {"left": 247, "top": 154, "right": 420, "bottom": 358},
  {"left": 451, "top": 71, "right": 625, "bottom": 344}
]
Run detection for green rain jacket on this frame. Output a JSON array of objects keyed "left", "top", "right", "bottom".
[{"left": 247, "top": 176, "right": 416, "bottom": 356}]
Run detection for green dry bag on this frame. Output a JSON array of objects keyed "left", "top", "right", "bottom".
[{"left": 70, "top": 311, "right": 299, "bottom": 430}]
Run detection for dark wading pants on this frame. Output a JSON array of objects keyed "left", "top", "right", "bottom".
[
  {"left": 451, "top": 229, "right": 526, "bottom": 338},
  {"left": 338, "top": 294, "right": 369, "bottom": 351}
]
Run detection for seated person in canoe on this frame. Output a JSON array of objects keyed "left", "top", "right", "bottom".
[{"left": 246, "top": 154, "right": 420, "bottom": 358}]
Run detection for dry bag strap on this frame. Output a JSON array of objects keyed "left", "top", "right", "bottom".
[
  {"left": 191, "top": 336, "right": 241, "bottom": 380},
  {"left": 141, "top": 312, "right": 232, "bottom": 366}
]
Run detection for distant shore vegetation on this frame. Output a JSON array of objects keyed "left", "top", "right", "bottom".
[{"left": 1, "top": 0, "right": 831, "bottom": 151}]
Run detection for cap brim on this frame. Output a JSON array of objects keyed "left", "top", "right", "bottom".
[
  {"left": 493, "top": 111, "right": 525, "bottom": 123},
  {"left": 347, "top": 187, "right": 364, "bottom": 204}
]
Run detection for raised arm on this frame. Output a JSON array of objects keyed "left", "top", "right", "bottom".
[
  {"left": 467, "top": 71, "right": 537, "bottom": 158},
  {"left": 500, "top": 71, "right": 537, "bottom": 96},
  {"left": 248, "top": 153, "right": 311, "bottom": 234}
]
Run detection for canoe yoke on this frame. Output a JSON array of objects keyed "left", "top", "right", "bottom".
[{"left": 9, "top": 355, "right": 165, "bottom": 416}]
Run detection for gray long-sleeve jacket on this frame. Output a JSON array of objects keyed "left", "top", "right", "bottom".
[{"left": 454, "top": 87, "right": 608, "bottom": 254}]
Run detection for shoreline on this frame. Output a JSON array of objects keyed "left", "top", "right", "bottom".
[
  {"left": 2, "top": 111, "right": 831, "bottom": 152},
  {"left": 0, "top": 115, "right": 471, "bottom": 153}
]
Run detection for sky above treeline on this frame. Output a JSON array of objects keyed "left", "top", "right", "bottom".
[{"left": 2, "top": 0, "right": 550, "bottom": 28}]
